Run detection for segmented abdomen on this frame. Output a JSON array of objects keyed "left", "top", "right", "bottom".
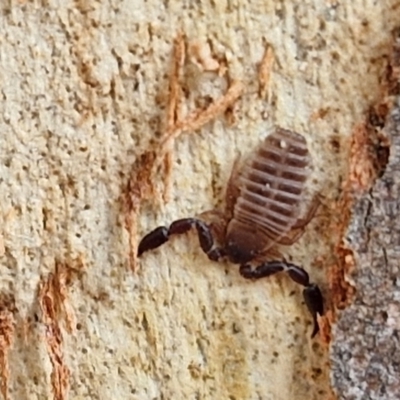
[{"left": 231, "top": 128, "right": 310, "bottom": 245}]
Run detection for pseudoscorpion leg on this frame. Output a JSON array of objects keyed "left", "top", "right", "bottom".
[
  {"left": 239, "top": 261, "right": 324, "bottom": 338},
  {"left": 137, "top": 218, "right": 225, "bottom": 261}
]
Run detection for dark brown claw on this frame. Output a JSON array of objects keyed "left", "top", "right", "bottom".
[
  {"left": 239, "top": 261, "right": 311, "bottom": 287},
  {"left": 239, "top": 261, "right": 323, "bottom": 338},
  {"left": 285, "top": 263, "right": 310, "bottom": 286},
  {"left": 137, "top": 226, "right": 169, "bottom": 257},
  {"left": 138, "top": 218, "right": 220, "bottom": 261},
  {"left": 303, "top": 284, "right": 324, "bottom": 338},
  {"left": 239, "top": 261, "right": 284, "bottom": 279}
]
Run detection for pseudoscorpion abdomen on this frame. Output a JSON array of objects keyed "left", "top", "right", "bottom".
[{"left": 231, "top": 128, "right": 310, "bottom": 242}]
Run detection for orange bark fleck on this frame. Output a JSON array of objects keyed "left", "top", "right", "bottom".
[
  {"left": 38, "top": 258, "right": 84, "bottom": 400},
  {"left": 258, "top": 45, "right": 274, "bottom": 99},
  {"left": 0, "top": 297, "right": 16, "bottom": 400},
  {"left": 123, "top": 33, "right": 243, "bottom": 271}
]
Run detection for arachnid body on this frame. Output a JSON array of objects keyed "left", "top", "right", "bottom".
[{"left": 138, "top": 127, "right": 324, "bottom": 337}]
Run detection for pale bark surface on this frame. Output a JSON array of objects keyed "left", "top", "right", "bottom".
[{"left": 0, "top": 1, "right": 399, "bottom": 400}]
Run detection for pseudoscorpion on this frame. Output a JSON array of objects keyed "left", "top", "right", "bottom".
[{"left": 138, "top": 127, "right": 323, "bottom": 337}]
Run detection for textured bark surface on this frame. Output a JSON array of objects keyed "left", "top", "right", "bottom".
[
  {"left": 0, "top": 1, "right": 400, "bottom": 399},
  {"left": 331, "top": 33, "right": 400, "bottom": 399},
  {"left": 332, "top": 106, "right": 400, "bottom": 399}
]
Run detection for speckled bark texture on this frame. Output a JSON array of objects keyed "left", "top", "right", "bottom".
[
  {"left": 332, "top": 110, "right": 400, "bottom": 399},
  {"left": 331, "top": 53, "right": 400, "bottom": 399},
  {"left": 1, "top": 1, "right": 400, "bottom": 400}
]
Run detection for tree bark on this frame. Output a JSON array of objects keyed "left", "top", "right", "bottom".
[{"left": 332, "top": 32, "right": 400, "bottom": 399}]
